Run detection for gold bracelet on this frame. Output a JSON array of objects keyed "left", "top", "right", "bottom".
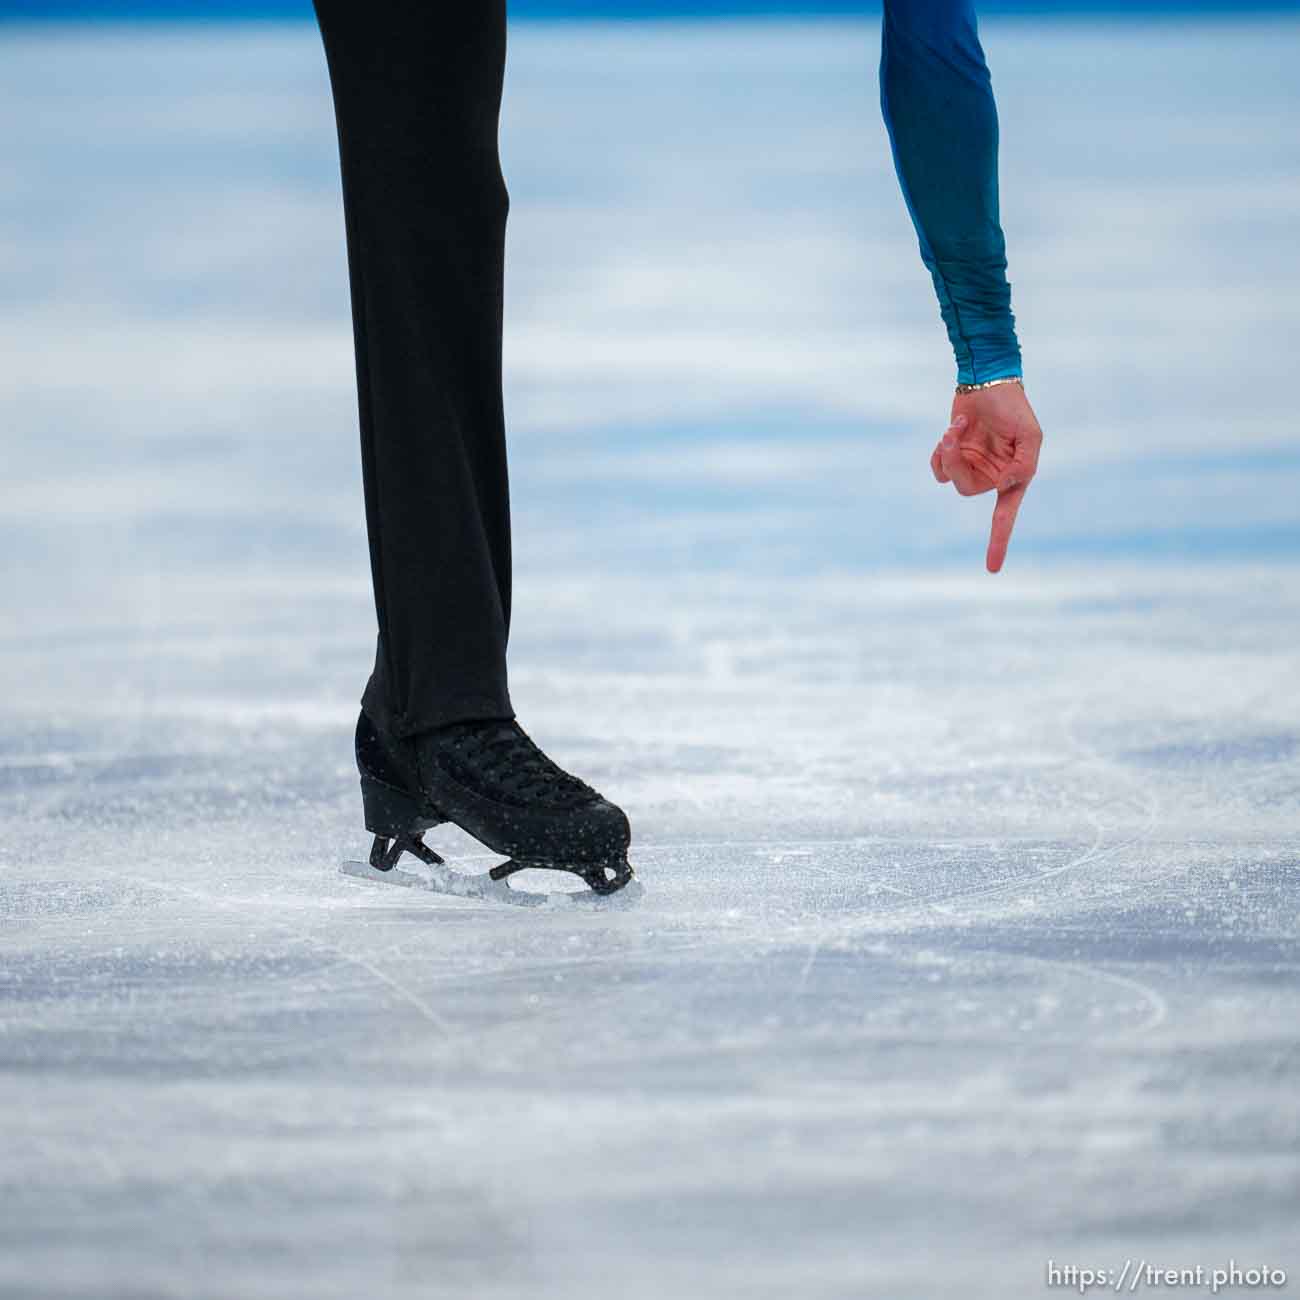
[{"left": 955, "top": 375, "right": 1023, "bottom": 396}]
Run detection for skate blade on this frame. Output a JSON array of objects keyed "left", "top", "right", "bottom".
[{"left": 339, "top": 859, "right": 643, "bottom": 909}]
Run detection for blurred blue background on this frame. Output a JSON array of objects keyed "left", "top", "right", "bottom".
[{"left": 2, "top": 1, "right": 1298, "bottom": 607}]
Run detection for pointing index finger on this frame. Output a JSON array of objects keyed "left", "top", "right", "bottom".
[{"left": 986, "top": 480, "right": 1027, "bottom": 573}]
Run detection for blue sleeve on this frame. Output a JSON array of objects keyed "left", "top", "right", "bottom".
[{"left": 880, "top": 0, "right": 1022, "bottom": 385}]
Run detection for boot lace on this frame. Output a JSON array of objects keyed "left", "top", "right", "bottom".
[{"left": 436, "top": 720, "right": 596, "bottom": 806}]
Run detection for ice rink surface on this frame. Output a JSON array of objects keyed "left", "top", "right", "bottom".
[{"left": 2, "top": 15, "right": 1298, "bottom": 1299}]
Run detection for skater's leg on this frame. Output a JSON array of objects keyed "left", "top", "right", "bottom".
[
  {"left": 314, "top": 0, "right": 514, "bottom": 737},
  {"left": 316, "top": 2, "right": 635, "bottom": 894}
]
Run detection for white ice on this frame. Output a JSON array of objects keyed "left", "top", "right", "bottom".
[{"left": 1, "top": 16, "right": 1298, "bottom": 1300}]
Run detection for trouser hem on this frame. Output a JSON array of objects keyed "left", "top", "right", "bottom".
[{"left": 361, "top": 683, "right": 515, "bottom": 740}]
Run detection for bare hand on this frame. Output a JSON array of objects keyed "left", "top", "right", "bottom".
[{"left": 930, "top": 382, "right": 1044, "bottom": 573}]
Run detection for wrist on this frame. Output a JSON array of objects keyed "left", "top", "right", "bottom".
[{"left": 955, "top": 375, "right": 1023, "bottom": 396}]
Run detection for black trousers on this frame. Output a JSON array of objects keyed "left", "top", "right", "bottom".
[{"left": 314, "top": 0, "right": 515, "bottom": 738}]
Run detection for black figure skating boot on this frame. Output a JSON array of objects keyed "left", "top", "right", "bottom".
[{"left": 345, "top": 709, "right": 635, "bottom": 904}]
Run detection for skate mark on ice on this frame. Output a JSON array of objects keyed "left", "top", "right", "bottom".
[
  {"left": 887, "top": 694, "right": 1166, "bottom": 922},
  {"left": 297, "top": 929, "right": 450, "bottom": 1033},
  {"left": 65, "top": 860, "right": 453, "bottom": 1037},
  {"left": 1009, "top": 951, "right": 1170, "bottom": 1035}
]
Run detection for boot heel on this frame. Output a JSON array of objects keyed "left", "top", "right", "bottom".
[{"left": 360, "top": 775, "right": 436, "bottom": 838}]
